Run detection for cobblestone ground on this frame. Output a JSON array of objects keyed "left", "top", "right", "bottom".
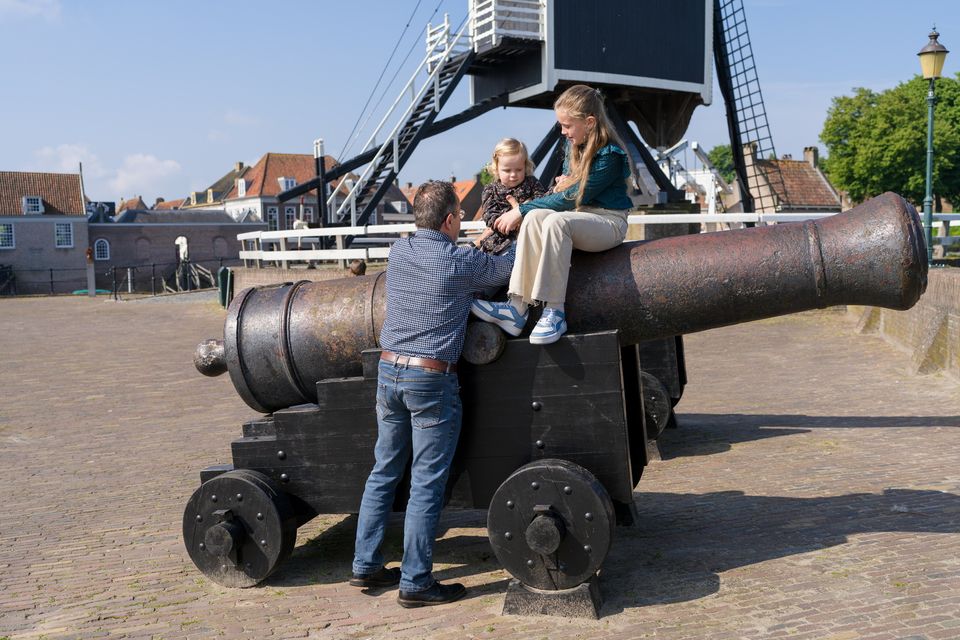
[{"left": 1, "top": 296, "right": 959, "bottom": 640}]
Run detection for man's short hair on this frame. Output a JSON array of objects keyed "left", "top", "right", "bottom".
[{"left": 413, "top": 180, "right": 458, "bottom": 230}]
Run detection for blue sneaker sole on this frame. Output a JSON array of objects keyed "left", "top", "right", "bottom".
[
  {"left": 471, "top": 304, "right": 525, "bottom": 337},
  {"left": 528, "top": 320, "right": 567, "bottom": 345}
]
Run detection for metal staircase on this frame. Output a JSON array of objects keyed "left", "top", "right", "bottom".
[
  {"left": 282, "top": 16, "right": 476, "bottom": 230},
  {"left": 713, "top": 0, "right": 787, "bottom": 213}
]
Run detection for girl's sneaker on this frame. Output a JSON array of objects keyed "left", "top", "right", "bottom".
[
  {"left": 529, "top": 308, "right": 567, "bottom": 345},
  {"left": 470, "top": 300, "right": 528, "bottom": 336}
]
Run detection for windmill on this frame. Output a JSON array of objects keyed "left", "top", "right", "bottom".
[{"left": 278, "top": 0, "right": 784, "bottom": 229}]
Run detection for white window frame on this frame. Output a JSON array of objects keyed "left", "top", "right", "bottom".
[
  {"left": 303, "top": 206, "right": 314, "bottom": 223},
  {"left": 284, "top": 206, "right": 296, "bottom": 230},
  {"left": 22, "top": 196, "right": 43, "bottom": 214},
  {"left": 278, "top": 177, "right": 296, "bottom": 191},
  {"left": 0, "top": 223, "right": 14, "bottom": 249},
  {"left": 94, "top": 238, "right": 110, "bottom": 261},
  {"left": 55, "top": 222, "right": 74, "bottom": 248},
  {"left": 237, "top": 178, "right": 246, "bottom": 197},
  {"left": 266, "top": 206, "right": 279, "bottom": 232}
]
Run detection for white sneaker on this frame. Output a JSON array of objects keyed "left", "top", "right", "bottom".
[
  {"left": 471, "top": 300, "right": 528, "bottom": 337},
  {"left": 529, "top": 308, "right": 567, "bottom": 345}
]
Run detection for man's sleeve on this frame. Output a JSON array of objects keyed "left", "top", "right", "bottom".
[{"left": 468, "top": 248, "right": 513, "bottom": 290}]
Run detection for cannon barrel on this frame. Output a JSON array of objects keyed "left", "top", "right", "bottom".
[{"left": 200, "top": 192, "right": 926, "bottom": 413}]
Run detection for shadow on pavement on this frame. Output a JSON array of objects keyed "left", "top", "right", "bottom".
[
  {"left": 601, "top": 487, "right": 960, "bottom": 615},
  {"left": 660, "top": 412, "right": 960, "bottom": 458}
]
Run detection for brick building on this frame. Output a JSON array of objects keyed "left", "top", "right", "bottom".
[
  {"left": 729, "top": 144, "right": 841, "bottom": 213},
  {"left": 0, "top": 171, "right": 88, "bottom": 294},
  {"left": 224, "top": 152, "right": 411, "bottom": 229},
  {"left": 89, "top": 209, "right": 265, "bottom": 292}
]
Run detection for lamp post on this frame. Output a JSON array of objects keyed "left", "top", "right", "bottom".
[{"left": 917, "top": 28, "right": 949, "bottom": 264}]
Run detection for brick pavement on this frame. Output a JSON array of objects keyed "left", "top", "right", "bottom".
[{"left": 1, "top": 296, "right": 959, "bottom": 640}]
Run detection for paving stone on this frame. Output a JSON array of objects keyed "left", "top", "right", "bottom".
[{"left": 0, "top": 299, "right": 959, "bottom": 639}]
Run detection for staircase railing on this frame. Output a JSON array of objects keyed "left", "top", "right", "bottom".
[
  {"left": 328, "top": 16, "right": 471, "bottom": 226},
  {"left": 470, "top": 0, "right": 544, "bottom": 50}
]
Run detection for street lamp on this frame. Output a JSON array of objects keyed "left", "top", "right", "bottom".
[{"left": 917, "top": 28, "right": 949, "bottom": 264}]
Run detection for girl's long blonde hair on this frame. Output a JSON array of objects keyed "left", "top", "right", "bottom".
[
  {"left": 487, "top": 137, "right": 535, "bottom": 178},
  {"left": 553, "top": 84, "right": 637, "bottom": 208}
]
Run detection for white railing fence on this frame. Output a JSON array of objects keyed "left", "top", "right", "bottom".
[{"left": 238, "top": 212, "right": 960, "bottom": 268}]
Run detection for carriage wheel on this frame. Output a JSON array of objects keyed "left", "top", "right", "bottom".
[
  {"left": 182, "top": 469, "right": 297, "bottom": 587},
  {"left": 640, "top": 371, "right": 672, "bottom": 439},
  {"left": 487, "top": 459, "right": 615, "bottom": 591}
]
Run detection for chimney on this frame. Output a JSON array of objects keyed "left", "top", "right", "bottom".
[
  {"left": 154, "top": 197, "right": 165, "bottom": 207},
  {"left": 235, "top": 161, "right": 244, "bottom": 172},
  {"left": 742, "top": 142, "right": 758, "bottom": 168},
  {"left": 804, "top": 146, "right": 819, "bottom": 168},
  {"left": 450, "top": 175, "right": 457, "bottom": 183},
  {"left": 781, "top": 154, "right": 792, "bottom": 161},
  {"left": 406, "top": 182, "right": 413, "bottom": 189}
]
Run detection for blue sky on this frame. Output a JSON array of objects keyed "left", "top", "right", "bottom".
[{"left": 1, "top": 0, "right": 958, "bottom": 204}]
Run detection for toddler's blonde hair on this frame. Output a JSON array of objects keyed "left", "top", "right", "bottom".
[{"left": 488, "top": 138, "right": 535, "bottom": 179}]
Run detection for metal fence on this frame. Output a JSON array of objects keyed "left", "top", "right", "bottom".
[{"left": 0, "top": 258, "right": 241, "bottom": 298}]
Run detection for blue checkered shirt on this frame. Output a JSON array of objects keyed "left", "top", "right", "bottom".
[{"left": 379, "top": 229, "right": 513, "bottom": 363}]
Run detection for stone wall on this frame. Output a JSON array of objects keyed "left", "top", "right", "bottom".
[{"left": 849, "top": 268, "right": 960, "bottom": 381}]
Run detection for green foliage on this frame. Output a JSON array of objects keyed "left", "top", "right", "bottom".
[
  {"left": 706, "top": 144, "right": 735, "bottom": 184},
  {"left": 478, "top": 166, "right": 494, "bottom": 186},
  {"left": 819, "top": 75, "right": 960, "bottom": 206}
]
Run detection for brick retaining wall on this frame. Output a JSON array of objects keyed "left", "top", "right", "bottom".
[{"left": 849, "top": 267, "right": 960, "bottom": 380}]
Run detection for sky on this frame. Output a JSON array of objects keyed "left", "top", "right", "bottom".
[{"left": 1, "top": 0, "right": 959, "bottom": 205}]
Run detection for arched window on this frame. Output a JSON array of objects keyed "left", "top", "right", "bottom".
[{"left": 94, "top": 238, "right": 110, "bottom": 261}]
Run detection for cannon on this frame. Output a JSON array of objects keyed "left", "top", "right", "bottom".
[{"left": 183, "top": 193, "right": 926, "bottom": 613}]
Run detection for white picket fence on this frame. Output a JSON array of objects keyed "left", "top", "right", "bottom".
[{"left": 238, "top": 212, "right": 960, "bottom": 268}]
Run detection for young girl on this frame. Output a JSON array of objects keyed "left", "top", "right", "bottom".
[
  {"left": 475, "top": 138, "right": 547, "bottom": 255},
  {"left": 471, "top": 84, "right": 637, "bottom": 345}
]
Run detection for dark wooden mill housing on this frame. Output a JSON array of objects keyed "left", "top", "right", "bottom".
[{"left": 181, "top": 0, "right": 887, "bottom": 616}]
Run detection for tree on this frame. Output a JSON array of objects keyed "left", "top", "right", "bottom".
[
  {"left": 706, "top": 144, "right": 735, "bottom": 185},
  {"left": 819, "top": 75, "right": 960, "bottom": 207},
  {"left": 478, "top": 166, "right": 494, "bottom": 186}
]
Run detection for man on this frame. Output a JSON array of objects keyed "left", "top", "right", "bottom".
[{"left": 351, "top": 181, "right": 513, "bottom": 607}]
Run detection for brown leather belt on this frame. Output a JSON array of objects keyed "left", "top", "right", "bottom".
[{"left": 380, "top": 350, "right": 457, "bottom": 374}]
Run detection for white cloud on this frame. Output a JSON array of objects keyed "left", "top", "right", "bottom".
[
  {"left": 0, "top": 0, "right": 61, "bottom": 21},
  {"left": 224, "top": 110, "right": 260, "bottom": 126},
  {"left": 34, "top": 143, "right": 107, "bottom": 177},
  {"left": 108, "top": 153, "right": 182, "bottom": 196},
  {"left": 207, "top": 129, "right": 230, "bottom": 143}
]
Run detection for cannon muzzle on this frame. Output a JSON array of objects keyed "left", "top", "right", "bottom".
[{"left": 201, "top": 192, "right": 927, "bottom": 413}]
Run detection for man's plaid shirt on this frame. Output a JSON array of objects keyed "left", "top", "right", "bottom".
[{"left": 379, "top": 229, "right": 513, "bottom": 363}]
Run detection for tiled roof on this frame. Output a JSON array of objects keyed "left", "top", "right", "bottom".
[
  {"left": 118, "top": 196, "right": 148, "bottom": 213},
  {"left": 225, "top": 153, "right": 339, "bottom": 199},
  {"left": 0, "top": 171, "right": 84, "bottom": 216},
  {"left": 758, "top": 159, "right": 840, "bottom": 210},
  {"left": 453, "top": 179, "right": 484, "bottom": 220},
  {"left": 397, "top": 180, "right": 483, "bottom": 219},
  {"left": 452, "top": 179, "right": 478, "bottom": 204},
  {"left": 154, "top": 198, "right": 185, "bottom": 210}
]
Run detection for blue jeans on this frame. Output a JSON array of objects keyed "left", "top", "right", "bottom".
[{"left": 353, "top": 360, "right": 462, "bottom": 592}]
